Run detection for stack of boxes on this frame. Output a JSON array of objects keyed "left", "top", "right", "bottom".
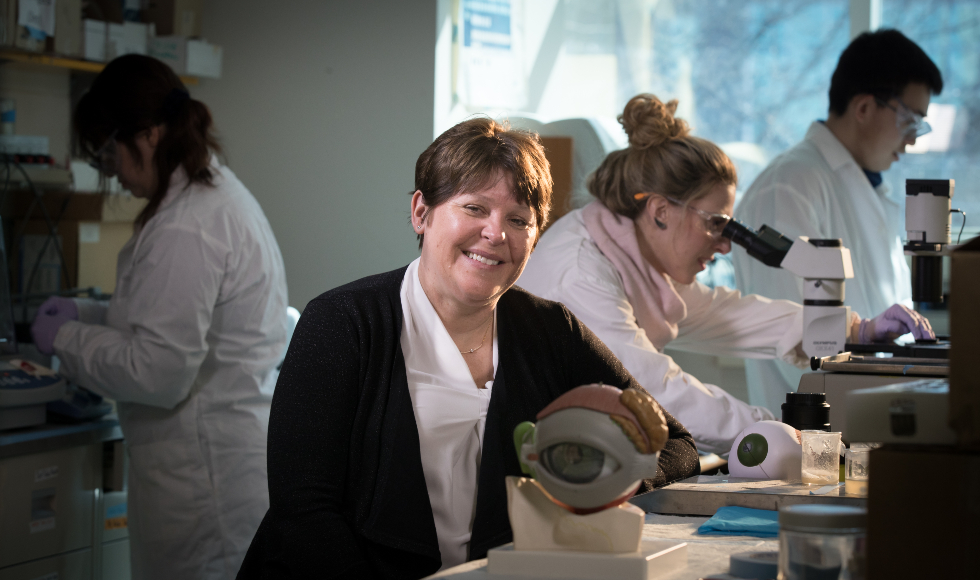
[
  {"left": 866, "top": 238, "right": 980, "bottom": 579},
  {"left": 1, "top": 0, "right": 222, "bottom": 79}
]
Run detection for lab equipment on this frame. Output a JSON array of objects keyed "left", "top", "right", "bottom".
[
  {"left": 800, "top": 431, "right": 841, "bottom": 485},
  {"left": 0, "top": 358, "right": 67, "bottom": 430},
  {"left": 0, "top": 214, "right": 67, "bottom": 430},
  {"left": 842, "top": 378, "right": 955, "bottom": 445},
  {"left": 843, "top": 448, "right": 869, "bottom": 496},
  {"left": 781, "top": 392, "right": 830, "bottom": 431},
  {"left": 778, "top": 504, "right": 866, "bottom": 580},
  {"left": 728, "top": 420, "right": 802, "bottom": 480},
  {"left": 799, "top": 352, "right": 948, "bottom": 439},
  {"left": 904, "top": 179, "right": 955, "bottom": 304},
  {"left": 630, "top": 475, "right": 864, "bottom": 517},
  {"left": 722, "top": 220, "right": 853, "bottom": 359}
]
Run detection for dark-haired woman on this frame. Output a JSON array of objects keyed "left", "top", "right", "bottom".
[{"left": 30, "top": 55, "right": 288, "bottom": 579}]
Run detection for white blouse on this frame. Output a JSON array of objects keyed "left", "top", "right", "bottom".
[{"left": 399, "top": 258, "right": 498, "bottom": 569}]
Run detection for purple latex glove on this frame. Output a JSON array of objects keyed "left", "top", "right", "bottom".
[
  {"left": 857, "top": 304, "right": 935, "bottom": 344},
  {"left": 31, "top": 296, "right": 79, "bottom": 355}
]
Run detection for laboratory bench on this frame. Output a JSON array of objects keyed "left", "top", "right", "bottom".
[{"left": 0, "top": 417, "right": 130, "bottom": 580}]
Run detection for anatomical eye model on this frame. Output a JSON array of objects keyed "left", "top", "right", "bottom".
[{"left": 515, "top": 384, "right": 668, "bottom": 513}]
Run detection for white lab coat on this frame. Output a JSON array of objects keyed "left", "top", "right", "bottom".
[
  {"left": 54, "top": 160, "right": 288, "bottom": 580},
  {"left": 518, "top": 209, "right": 807, "bottom": 454},
  {"left": 733, "top": 122, "right": 911, "bottom": 413}
]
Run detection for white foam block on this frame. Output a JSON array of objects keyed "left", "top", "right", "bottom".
[{"left": 487, "top": 539, "right": 688, "bottom": 580}]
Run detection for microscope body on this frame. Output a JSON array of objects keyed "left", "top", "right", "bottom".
[
  {"left": 781, "top": 237, "right": 854, "bottom": 358},
  {"left": 723, "top": 221, "right": 854, "bottom": 359},
  {"left": 905, "top": 179, "right": 954, "bottom": 305}
]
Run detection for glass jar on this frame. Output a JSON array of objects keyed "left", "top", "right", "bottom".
[
  {"left": 844, "top": 448, "right": 870, "bottom": 496},
  {"left": 800, "top": 430, "right": 841, "bottom": 485},
  {"left": 778, "top": 504, "right": 866, "bottom": 580}
]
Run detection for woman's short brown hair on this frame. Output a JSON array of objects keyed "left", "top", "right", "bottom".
[
  {"left": 589, "top": 94, "right": 736, "bottom": 219},
  {"left": 414, "top": 117, "right": 553, "bottom": 248}
]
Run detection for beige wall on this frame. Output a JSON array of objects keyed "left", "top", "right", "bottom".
[{"left": 194, "top": 0, "right": 439, "bottom": 310}]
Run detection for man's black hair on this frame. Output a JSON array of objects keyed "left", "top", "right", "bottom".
[{"left": 829, "top": 28, "right": 943, "bottom": 115}]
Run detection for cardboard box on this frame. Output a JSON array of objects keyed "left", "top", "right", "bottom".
[
  {"left": 10, "top": 0, "right": 56, "bottom": 52},
  {"left": 539, "top": 136, "right": 572, "bottom": 232},
  {"left": 107, "top": 21, "right": 148, "bottom": 59},
  {"left": 150, "top": 35, "right": 222, "bottom": 78},
  {"left": 867, "top": 445, "right": 980, "bottom": 579},
  {"left": 54, "top": 0, "right": 83, "bottom": 56},
  {"left": 77, "top": 195, "right": 145, "bottom": 293},
  {"left": 141, "top": 0, "right": 202, "bottom": 37},
  {"left": 83, "top": 19, "right": 107, "bottom": 61},
  {"left": 949, "top": 235, "right": 980, "bottom": 449}
]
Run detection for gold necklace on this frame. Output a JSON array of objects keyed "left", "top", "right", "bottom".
[{"left": 460, "top": 313, "right": 494, "bottom": 355}]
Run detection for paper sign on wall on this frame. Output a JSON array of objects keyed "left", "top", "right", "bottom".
[{"left": 18, "top": 0, "right": 56, "bottom": 36}]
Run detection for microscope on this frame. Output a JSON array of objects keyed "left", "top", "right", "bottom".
[
  {"left": 722, "top": 220, "right": 854, "bottom": 360},
  {"left": 905, "top": 178, "right": 955, "bottom": 305}
]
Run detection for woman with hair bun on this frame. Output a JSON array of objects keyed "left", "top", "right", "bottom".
[
  {"left": 30, "top": 54, "right": 288, "bottom": 579},
  {"left": 520, "top": 94, "right": 931, "bottom": 454},
  {"left": 519, "top": 94, "right": 802, "bottom": 454}
]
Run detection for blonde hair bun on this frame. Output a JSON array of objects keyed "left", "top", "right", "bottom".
[{"left": 618, "top": 94, "right": 690, "bottom": 150}]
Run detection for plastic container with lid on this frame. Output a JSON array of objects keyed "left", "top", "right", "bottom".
[{"left": 778, "top": 504, "right": 866, "bottom": 580}]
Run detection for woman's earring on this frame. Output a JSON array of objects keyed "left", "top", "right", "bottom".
[
  {"left": 654, "top": 218, "right": 667, "bottom": 230},
  {"left": 416, "top": 224, "right": 422, "bottom": 230}
]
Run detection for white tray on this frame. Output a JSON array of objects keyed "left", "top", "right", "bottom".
[{"left": 487, "top": 539, "right": 688, "bottom": 580}]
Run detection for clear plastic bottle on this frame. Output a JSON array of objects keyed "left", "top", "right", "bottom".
[{"left": 778, "top": 505, "right": 866, "bottom": 580}]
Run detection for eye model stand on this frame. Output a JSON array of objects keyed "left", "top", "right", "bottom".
[
  {"left": 487, "top": 384, "right": 688, "bottom": 580},
  {"left": 722, "top": 220, "right": 854, "bottom": 360}
]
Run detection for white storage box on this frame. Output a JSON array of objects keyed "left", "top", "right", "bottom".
[
  {"left": 107, "top": 21, "right": 148, "bottom": 59},
  {"left": 83, "top": 19, "right": 107, "bottom": 62},
  {"left": 150, "top": 36, "right": 222, "bottom": 78}
]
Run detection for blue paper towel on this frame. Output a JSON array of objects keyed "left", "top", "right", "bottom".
[{"left": 697, "top": 506, "right": 779, "bottom": 537}]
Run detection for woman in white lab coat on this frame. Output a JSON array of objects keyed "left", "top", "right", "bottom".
[
  {"left": 518, "top": 94, "right": 932, "bottom": 454},
  {"left": 30, "top": 55, "right": 288, "bottom": 580}
]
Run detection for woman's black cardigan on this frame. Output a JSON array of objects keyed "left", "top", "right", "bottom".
[{"left": 238, "top": 266, "right": 699, "bottom": 580}]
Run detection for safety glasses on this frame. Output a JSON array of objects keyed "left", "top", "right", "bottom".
[
  {"left": 875, "top": 97, "right": 932, "bottom": 138},
  {"left": 634, "top": 192, "right": 732, "bottom": 237},
  {"left": 88, "top": 130, "right": 118, "bottom": 174}
]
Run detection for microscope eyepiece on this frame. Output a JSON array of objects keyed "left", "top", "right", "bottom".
[{"left": 721, "top": 219, "right": 793, "bottom": 268}]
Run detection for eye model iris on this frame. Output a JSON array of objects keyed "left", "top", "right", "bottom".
[
  {"left": 736, "top": 433, "right": 769, "bottom": 467},
  {"left": 542, "top": 443, "right": 605, "bottom": 484}
]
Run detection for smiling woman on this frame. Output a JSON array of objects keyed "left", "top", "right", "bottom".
[{"left": 237, "top": 117, "right": 700, "bottom": 580}]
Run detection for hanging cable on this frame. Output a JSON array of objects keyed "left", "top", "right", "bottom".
[{"left": 951, "top": 208, "right": 966, "bottom": 244}]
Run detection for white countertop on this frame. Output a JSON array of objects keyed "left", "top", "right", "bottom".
[{"left": 426, "top": 513, "right": 777, "bottom": 580}]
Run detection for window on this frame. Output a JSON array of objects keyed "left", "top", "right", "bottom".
[
  {"left": 881, "top": 1, "right": 980, "bottom": 242},
  {"left": 450, "top": 0, "right": 851, "bottom": 287}
]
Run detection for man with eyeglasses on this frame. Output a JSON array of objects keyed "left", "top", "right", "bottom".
[{"left": 733, "top": 29, "right": 943, "bottom": 413}]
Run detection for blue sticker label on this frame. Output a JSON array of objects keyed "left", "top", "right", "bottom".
[
  {"left": 106, "top": 502, "right": 127, "bottom": 518},
  {"left": 463, "top": 0, "right": 511, "bottom": 50}
]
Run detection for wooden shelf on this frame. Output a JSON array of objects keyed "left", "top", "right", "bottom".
[{"left": 0, "top": 49, "right": 199, "bottom": 85}]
